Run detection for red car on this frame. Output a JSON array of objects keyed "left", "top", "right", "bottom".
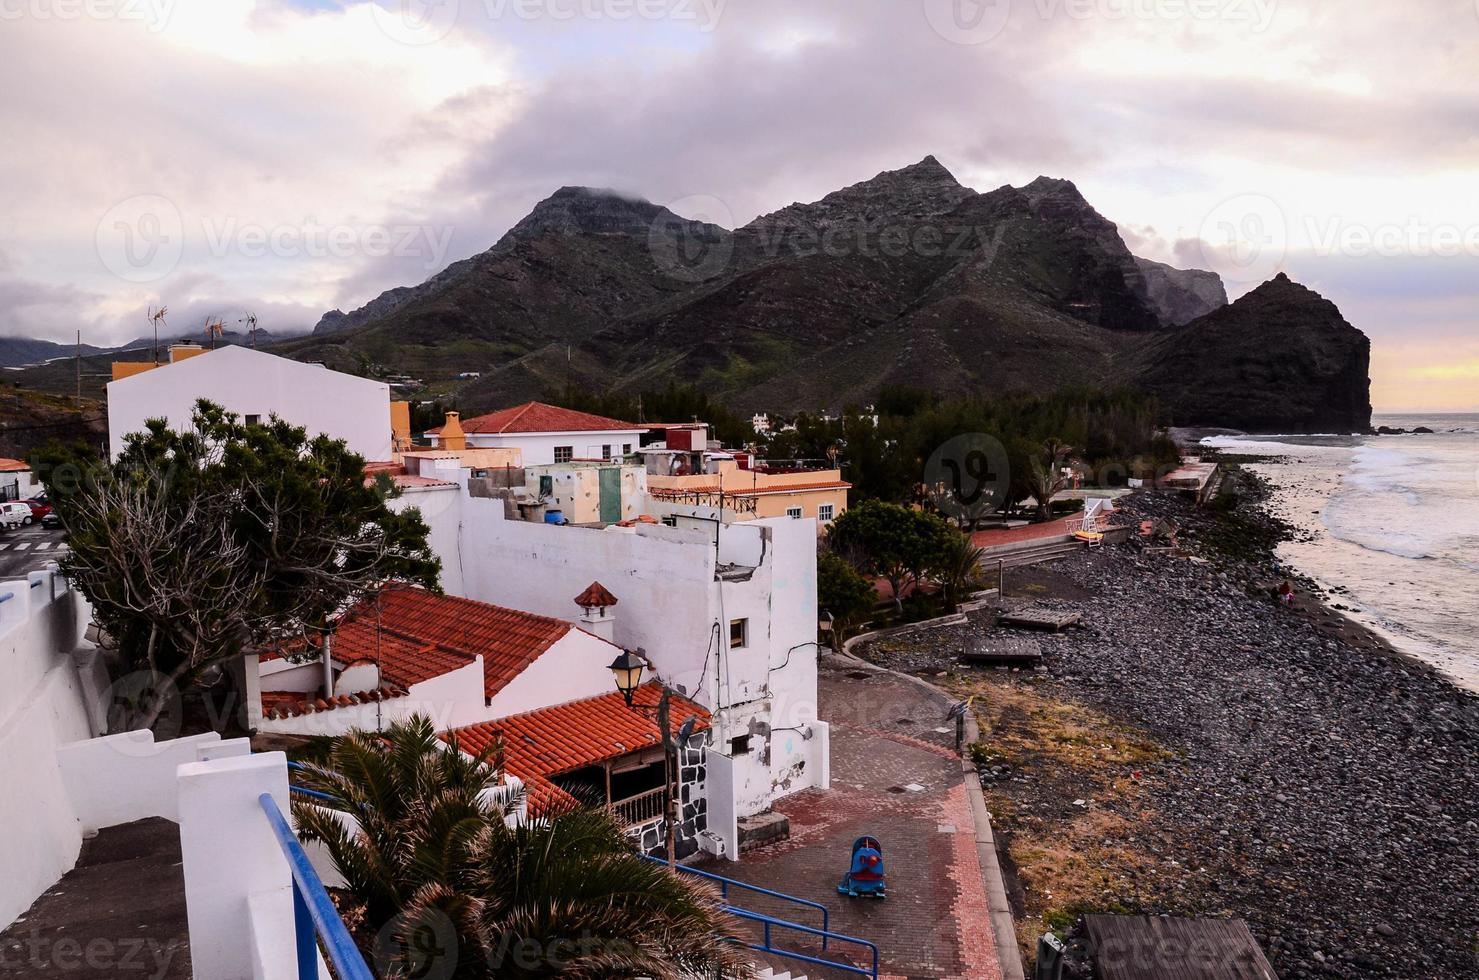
[{"left": 23, "top": 498, "right": 52, "bottom": 521}]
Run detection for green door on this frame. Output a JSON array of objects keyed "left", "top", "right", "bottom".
[{"left": 598, "top": 468, "right": 622, "bottom": 524}]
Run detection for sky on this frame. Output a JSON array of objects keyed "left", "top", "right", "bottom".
[{"left": 1, "top": 0, "right": 1477, "bottom": 411}]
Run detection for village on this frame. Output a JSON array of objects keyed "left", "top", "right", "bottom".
[{"left": 0, "top": 340, "right": 1312, "bottom": 980}]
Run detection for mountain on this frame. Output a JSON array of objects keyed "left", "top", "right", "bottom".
[
  {"left": 1135, "top": 258, "right": 1228, "bottom": 327},
  {"left": 276, "top": 156, "right": 1368, "bottom": 433},
  {"left": 0, "top": 336, "right": 109, "bottom": 369},
  {"left": 1127, "top": 275, "right": 1371, "bottom": 433}
]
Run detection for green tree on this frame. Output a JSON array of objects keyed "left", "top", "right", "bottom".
[
  {"left": 292, "top": 716, "right": 753, "bottom": 980},
  {"left": 933, "top": 533, "right": 985, "bottom": 613},
  {"left": 827, "top": 500, "right": 955, "bottom": 612},
  {"left": 37, "top": 401, "right": 439, "bottom": 730},
  {"left": 816, "top": 551, "right": 876, "bottom": 647}
]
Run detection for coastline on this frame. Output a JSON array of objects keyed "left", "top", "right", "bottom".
[{"left": 851, "top": 481, "right": 1479, "bottom": 979}]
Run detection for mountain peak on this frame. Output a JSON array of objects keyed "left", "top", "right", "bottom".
[
  {"left": 508, "top": 186, "right": 669, "bottom": 239},
  {"left": 745, "top": 154, "right": 972, "bottom": 232}
]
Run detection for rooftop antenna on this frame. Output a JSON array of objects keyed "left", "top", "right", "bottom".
[
  {"left": 148, "top": 305, "right": 168, "bottom": 364},
  {"left": 203, "top": 316, "right": 226, "bottom": 349},
  {"left": 239, "top": 312, "right": 259, "bottom": 348}
]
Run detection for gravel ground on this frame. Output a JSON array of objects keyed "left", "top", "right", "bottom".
[{"left": 857, "top": 482, "right": 1478, "bottom": 979}]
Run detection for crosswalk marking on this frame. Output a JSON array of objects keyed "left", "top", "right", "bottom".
[
  {"left": 35, "top": 542, "right": 51, "bottom": 550},
  {"left": 14, "top": 542, "right": 30, "bottom": 550}
]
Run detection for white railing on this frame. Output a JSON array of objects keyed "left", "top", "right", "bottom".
[{"left": 611, "top": 785, "right": 666, "bottom": 828}]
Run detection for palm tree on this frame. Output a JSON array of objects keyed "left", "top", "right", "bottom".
[
  {"left": 934, "top": 533, "right": 986, "bottom": 612},
  {"left": 1026, "top": 438, "right": 1074, "bottom": 522},
  {"left": 291, "top": 715, "right": 754, "bottom": 980}
]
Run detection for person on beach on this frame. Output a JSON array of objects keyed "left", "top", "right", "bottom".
[{"left": 1278, "top": 579, "right": 1295, "bottom": 606}]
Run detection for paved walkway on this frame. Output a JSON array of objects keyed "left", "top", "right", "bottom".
[
  {"left": 703, "top": 663, "right": 1002, "bottom": 980},
  {"left": 0, "top": 818, "right": 190, "bottom": 979}
]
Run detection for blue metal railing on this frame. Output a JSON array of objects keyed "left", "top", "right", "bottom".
[
  {"left": 642, "top": 854, "right": 880, "bottom": 978},
  {"left": 641, "top": 853, "right": 831, "bottom": 947},
  {"left": 726, "top": 907, "right": 879, "bottom": 979},
  {"left": 258, "top": 792, "right": 374, "bottom": 980},
  {"left": 287, "top": 763, "right": 336, "bottom": 802}
]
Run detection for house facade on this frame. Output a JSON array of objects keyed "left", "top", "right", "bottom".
[
  {"left": 424, "top": 403, "right": 647, "bottom": 465},
  {"left": 105, "top": 346, "right": 399, "bottom": 461},
  {"left": 0, "top": 459, "right": 39, "bottom": 502}
]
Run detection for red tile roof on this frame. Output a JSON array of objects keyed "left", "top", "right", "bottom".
[
  {"left": 652, "top": 480, "right": 852, "bottom": 497},
  {"left": 0, "top": 458, "right": 29, "bottom": 473},
  {"left": 573, "top": 582, "right": 619, "bottom": 609},
  {"left": 444, "top": 684, "right": 710, "bottom": 814},
  {"left": 260, "top": 685, "right": 409, "bottom": 720},
  {"left": 428, "top": 401, "right": 637, "bottom": 436},
  {"left": 264, "top": 585, "right": 612, "bottom": 703}
]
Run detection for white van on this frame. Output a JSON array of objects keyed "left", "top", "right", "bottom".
[{"left": 0, "top": 502, "right": 33, "bottom": 528}]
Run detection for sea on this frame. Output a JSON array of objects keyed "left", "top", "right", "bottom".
[{"left": 1204, "top": 414, "right": 1479, "bottom": 694}]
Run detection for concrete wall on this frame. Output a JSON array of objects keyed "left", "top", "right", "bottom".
[
  {"left": 389, "top": 485, "right": 465, "bottom": 596},
  {"left": 486, "top": 630, "right": 623, "bottom": 719},
  {"left": 0, "top": 569, "right": 97, "bottom": 929},
  {"left": 106, "top": 345, "right": 393, "bottom": 461}
]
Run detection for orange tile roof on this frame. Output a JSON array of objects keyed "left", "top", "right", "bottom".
[
  {"left": 428, "top": 401, "right": 637, "bottom": 436},
  {"left": 573, "top": 581, "right": 619, "bottom": 608},
  {"left": 260, "top": 685, "right": 408, "bottom": 720},
  {"left": 0, "top": 458, "right": 29, "bottom": 473},
  {"left": 444, "top": 684, "right": 710, "bottom": 814},
  {"left": 265, "top": 585, "right": 609, "bottom": 702},
  {"left": 652, "top": 480, "right": 851, "bottom": 497}
]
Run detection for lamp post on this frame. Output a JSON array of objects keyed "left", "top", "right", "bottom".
[{"left": 608, "top": 649, "right": 694, "bottom": 868}]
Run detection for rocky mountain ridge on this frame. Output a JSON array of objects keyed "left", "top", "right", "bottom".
[{"left": 276, "top": 156, "right": 1370, "bottom": 433}]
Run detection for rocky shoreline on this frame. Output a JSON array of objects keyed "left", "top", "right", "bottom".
[{"left": 854, "top": 479, "right": 1478, "bottom": 979}]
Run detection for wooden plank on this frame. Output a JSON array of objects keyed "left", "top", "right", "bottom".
[
  {"left": 1083, "top": 914, "right": 1279, "bottom": 980},
  {"left": 962, "top": 635, "right": 1042, "bottom": 666},
  {"left": 998, "top": 608, "right": 1082, "bottom": 631}
]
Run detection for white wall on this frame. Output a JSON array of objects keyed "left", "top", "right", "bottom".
[
  {"left": 448, "top": 429, "right": 646, "bottom": 466},
  {"left": 0, "top": 569, "right": 97, "bottom": 929},
  {"left": 389, "top": 485, "right": 465, "bottom": 596},
  {"left": 255, "top": 657, "right": 486, "bottom": 736},
  {"left": 486, "top": 629, "right": 623, "bottom": 719},
  {"left": 106, "top": 346, "right": 393, "bottom": 461}
]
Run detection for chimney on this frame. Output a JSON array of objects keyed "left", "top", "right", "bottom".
[
  {"left": 573, "top": 582, "right": 619, "bottom": 643},
  {"left": 440, "top": 411, "right": 467, "bottom": 451}
]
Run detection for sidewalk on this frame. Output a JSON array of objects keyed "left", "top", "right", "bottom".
[{"left": 704, "top": 663, "right": 1004, "bottom": 980}]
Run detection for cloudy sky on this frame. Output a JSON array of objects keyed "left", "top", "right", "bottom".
[{"left": 2, "top": 0, "right": 1477, "bottom": 411}]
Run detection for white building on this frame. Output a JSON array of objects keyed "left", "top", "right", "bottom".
[
  {"left": 0, "top": 458, "right": 39, "bottom": 501},
  {"left": 425, "top": 402, "right": 646, "bottom": 466},
  {"left": 383, "top": 479, "right": 830, "bottom": 859},
  {"left": 105, "top": 346, "right": 396, "bottom": 461}
]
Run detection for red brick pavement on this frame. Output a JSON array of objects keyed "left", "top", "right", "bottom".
[{"left": 702, "top": 666, "right": 1002, "bottom": 980}]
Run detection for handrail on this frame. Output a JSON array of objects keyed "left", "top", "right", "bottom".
[
  {"left": 725, "top": 906, "right": 879, "bottom": 979},
  {"left": 286, "top": 762, "right": 338, "bottom": 802},
  {"left": 0, "top": 592, "right": 13, "bottom": 604},
  {"left": 258, "top": 792, "right": 374, "bottom": 980},
  {"left": 640, "top": 853, "right": 829, "bottom": 948}
]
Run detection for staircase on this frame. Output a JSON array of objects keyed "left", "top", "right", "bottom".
[{"left": 979, "top": 533, "right": 1087, "bottom": 570}]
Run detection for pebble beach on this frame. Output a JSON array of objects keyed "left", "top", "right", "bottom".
[{"left": 855, "top": 478, "right": 1478, "bottom": 979}]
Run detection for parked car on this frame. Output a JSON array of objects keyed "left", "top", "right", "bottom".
[
  {"left": 0, "top": 501, "right": 33, "bottom": 527},
  {"left": 24, "top": 498, "right": 52, "bottom": 521},
  {"left": 41, "top": 511, "right": 62, "bottom": 529}
]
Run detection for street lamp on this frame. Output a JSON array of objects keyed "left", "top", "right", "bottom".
[
  {"left": 608, "top": 649, "right": 647, "bottom": 707},
  {"left": 607, "top": 648, "right": 691, "bottom": 867}
]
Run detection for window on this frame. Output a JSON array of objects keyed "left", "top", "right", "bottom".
[
  {"left": 602, "top": 445, "right": 612, "bottom": 460},
  {"left": 818, "top": 503, "right": 835, "bottom": 523},
  {"left": 554, "top": 446, "right": 574, "bottom": 464},
  {"left": 244, "top": 414, "right": 261, "bottom": 426},
  {"left": 661, "top": 515, "right": 678, "bottom": 528},
  {"left": 786, "top": 506, "right": 804, "bottom": 519},
  {"left": 729, "top": 618, "right": 748, "bottom": 649},
  {"left": 729, "top": 735, "right": 751, "bottom": 756},
  {"left": 622, "top": 443, "right": 632, "bottom": 455}
]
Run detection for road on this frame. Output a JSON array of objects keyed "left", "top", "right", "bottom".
[{"left": 0, "top": 524, "right": 68, "bottom": 580}]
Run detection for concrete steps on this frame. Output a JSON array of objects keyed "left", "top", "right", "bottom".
[{"left": 978, "top": 533, "right": 1087, "bottom": 570}]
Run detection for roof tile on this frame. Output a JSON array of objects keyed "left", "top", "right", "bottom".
[{"left": 430, "top": 401, "right": 637, "bottom": 436}]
